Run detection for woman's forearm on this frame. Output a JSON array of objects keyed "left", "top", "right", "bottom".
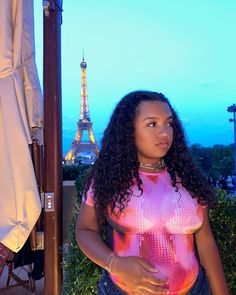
[
  {"left": 199, "top": 238, "right": 229, "bottom": 295},
  {"left": 76, "top": 227, "right": 112, "bottom": 270},
  {"left": 196, "top": 207, "right": 229, "bottom": 295}
]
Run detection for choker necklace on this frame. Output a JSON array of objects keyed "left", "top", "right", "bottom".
[{"left": 139, "top": 159, "right": 166, "bottom": 172}]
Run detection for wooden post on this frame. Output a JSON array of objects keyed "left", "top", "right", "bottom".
[{"left": 43, "top": 1, "right": 63, "bottom": 294}]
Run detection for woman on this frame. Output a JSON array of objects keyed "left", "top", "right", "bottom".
[{"left": 76, "top": 91, "right": 229, "bottom": 295}]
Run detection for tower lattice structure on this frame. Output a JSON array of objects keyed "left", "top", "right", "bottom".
[{"left": 65, "top": 56, "right": 99, "bottom": 163}]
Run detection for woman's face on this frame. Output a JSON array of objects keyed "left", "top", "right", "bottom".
[{"left": 134, "top": 100, "right": 173, "bottom": 163}]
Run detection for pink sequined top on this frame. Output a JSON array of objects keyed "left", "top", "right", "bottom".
[{"left": 83, "top": 168, "right": 205, "bottom": 295}]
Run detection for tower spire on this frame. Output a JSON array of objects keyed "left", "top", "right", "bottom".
[
  {"left": 79, "top": 53, "right": 89, "bottom": 122},
  {"left": 65, "top": 55, "right": 99, "bottom": 163}
]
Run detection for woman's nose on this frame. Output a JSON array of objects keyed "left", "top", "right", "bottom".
[{"left": 158, "top": 125, "right": 169, "bottom": 136}]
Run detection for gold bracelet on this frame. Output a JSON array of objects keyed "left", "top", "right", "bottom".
[{"left": 105, "top": 252, "right": 117, "bottom": 273}]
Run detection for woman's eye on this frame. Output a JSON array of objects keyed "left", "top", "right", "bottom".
[
  {"left": 147, "top": 121, "right": 173, "bottom": 127},
  {"left": 147, "top": 122, "right": 156, "bottom": 127}
]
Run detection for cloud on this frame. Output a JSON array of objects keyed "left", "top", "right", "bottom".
[{"left": 198, "top": 81, "right": 222, "bottom": 88}]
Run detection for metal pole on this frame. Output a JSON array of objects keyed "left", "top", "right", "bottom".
[
  {"left": 233, "top": 108, "right": 236, "bottom": 174},
  {"left": 227, "top": 103, "right": 236, "bottom": 174},
  {"left": 43, "top": 1, "right": 63, "bottom": 294}
]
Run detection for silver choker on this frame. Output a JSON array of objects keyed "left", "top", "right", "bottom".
[{"left": 139, "top": 159, "right": 166, "bottom": 172}]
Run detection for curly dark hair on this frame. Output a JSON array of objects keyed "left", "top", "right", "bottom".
[{"left": 84, "top": 90, "right": 215, "bottom": 230}]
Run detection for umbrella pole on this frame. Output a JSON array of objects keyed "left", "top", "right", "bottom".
[{"left": 43, "top": 2, "right": 63, "bottom": 294}]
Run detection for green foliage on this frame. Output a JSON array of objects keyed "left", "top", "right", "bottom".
[
  {"left": 190, "top": 144, "right": 234, "bottom": 178},
  {"left": 63, "top": 164, "right": 80, "bottom": 180},
  {"left": 190, "top": 144, "right": 213, "bottom": 173},
  {"left": 63, "top": 164, "right": 91, "bottom": 181},
  {"left": 62, "top": 165, "right": 236, "bottom": 294},
  {"left": 74, "top": 164, "right": 92, "bottom": 205},
  {"left": 209, "top": 190, "right": 236, "bottom": 294},
  {"left": 62, "top": 165, "right": 101, "bottom": 295},
  {"left": 62, "top": 216, "right": 101, "bottom": 295},
  {"left": 210, "top": 145, "right": 234, "bottom": 178}
]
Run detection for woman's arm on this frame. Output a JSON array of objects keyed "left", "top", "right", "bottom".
[
  {"left": 76, "top": 202, "right": 169, "bottom": 294},
  {"left": 76, "top": 202, "right": 114, "bottom": 269},
  {"left": 195, "top": 206, "right": 229, "bottom": 295}
]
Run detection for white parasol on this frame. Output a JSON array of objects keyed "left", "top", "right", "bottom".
[{"left": 0, "top": 0, "right": 43, "bottom": 252}]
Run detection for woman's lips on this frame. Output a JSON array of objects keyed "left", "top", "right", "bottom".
[{"left": 156, "top": 143, "right": 169, "bottom": 148}]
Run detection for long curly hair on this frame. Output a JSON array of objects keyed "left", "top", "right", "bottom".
[{"left": 84, "top": 90, "right": 215, "bottom": 230}]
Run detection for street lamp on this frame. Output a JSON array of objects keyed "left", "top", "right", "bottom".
[{"left": 227, "top": 103, "right": 236, "bottom": 174}]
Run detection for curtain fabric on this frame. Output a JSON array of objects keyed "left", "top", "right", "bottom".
[{"left": 0, "top": 0, "right": 43, "bottom": 252}]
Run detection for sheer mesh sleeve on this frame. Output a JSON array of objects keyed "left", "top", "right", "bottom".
[{"left": 82, "top": 185, "right": 94, "bottom": 207}]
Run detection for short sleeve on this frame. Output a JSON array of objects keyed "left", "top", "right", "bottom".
[{"left": 82, "top": 185, "right": 95, "bottom": 207}]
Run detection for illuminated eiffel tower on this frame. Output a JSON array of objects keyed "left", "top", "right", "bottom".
[{"left": 65, "top": 55, "right": 99, "bottom": 164}]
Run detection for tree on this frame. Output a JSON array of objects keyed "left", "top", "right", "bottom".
[{"left": 189, "top": 144, "right": 234, "bottom": 179}]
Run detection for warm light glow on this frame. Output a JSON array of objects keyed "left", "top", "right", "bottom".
[
  {"left": 65, "top": 150, "right": 73, "bottom": 161},
  {"left": 80, "top": 68, "right": 90, "bottom": 121},
  {"left": 75, "top": 132, "right": 81, "bottom": 141}
]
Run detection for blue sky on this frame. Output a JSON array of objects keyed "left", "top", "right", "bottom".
[{"left": 34, "top": 1, "right": 236, "bottom": 155}]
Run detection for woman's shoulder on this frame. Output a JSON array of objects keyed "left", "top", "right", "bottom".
[{"left": 82, "top": 183, "right": 94, "bottom": 207}]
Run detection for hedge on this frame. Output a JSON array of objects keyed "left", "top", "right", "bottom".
[
  {"left": 62, "top": 167, "right": 236, "bottom": 294},
  {"left": 62, "top": 165, "right": 100, "bottom": 295},
  {"left": 209, "top": 190, "right": 236, "bottom": 292}
]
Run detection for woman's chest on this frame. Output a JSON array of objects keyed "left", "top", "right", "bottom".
[{"left": 109, "top": 176, "right": 204, "bottom": 234}]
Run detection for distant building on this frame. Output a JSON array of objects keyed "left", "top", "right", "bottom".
[{"left": 64, "top": 55, "right": 99, "bottom": 164}]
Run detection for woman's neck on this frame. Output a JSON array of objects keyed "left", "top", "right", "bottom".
[{"left": 139, "top": 158, "right": 166, "bottom": 173}]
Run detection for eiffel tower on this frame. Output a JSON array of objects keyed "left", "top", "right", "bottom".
[{"left": 65, "top": 55, "right": 99, "bottom": 164}]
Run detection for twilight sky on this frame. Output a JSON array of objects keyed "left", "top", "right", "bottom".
[{"left": 34, "top": 1, "right": 236, "bottom": 155}]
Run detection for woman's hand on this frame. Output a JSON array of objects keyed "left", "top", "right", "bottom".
[{"left": 112, "top": 256, "right": 169, "bottom": 295}]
